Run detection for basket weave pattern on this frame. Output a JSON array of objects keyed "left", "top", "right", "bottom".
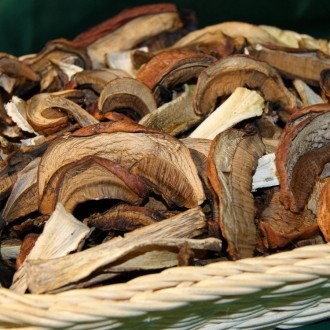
[{"left": 1, "top": 243, "right": 330, "bottom": 329}]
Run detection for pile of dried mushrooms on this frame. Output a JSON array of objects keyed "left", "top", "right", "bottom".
[{"left": 0, "top": 3, "right": 329, "bottom": 293}]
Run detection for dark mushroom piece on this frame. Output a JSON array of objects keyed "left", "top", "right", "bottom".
[
  {"left": 39, "top": 156, "right": 148, "bottom": 215},
  {"left": 259, "top": 189, "right": 320, "bottom": 250},
  {"left": 98, "top": 77, "right": 157, "bottom": 120},
  {"left": 320, "top": 69, "right": 330, "bottom": 99},
  {"left": 73, "top": 3, "right": 183, "bottom": 68},
  {"left": 247, "top": 44, "right": 330, "bottom": 86},
  {"left": 194, "top": 54, "right": 296, "bottom": 116},
  {"left": 38, "top": 121, "right": 205, "bottom": 210},
  {"left": 275, "top": 104, "right": 330, "bottom": 213},
  {"left": 208, "top": 128, "right": 265, "bottom": 259},
  {"left": 136, "top": 49, "right": 216, "bottom": 105},
  {"left": 317, "top": 178, "right": 330, "bottom": 242}
]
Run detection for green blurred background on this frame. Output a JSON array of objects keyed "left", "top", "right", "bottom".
[
  {"left": 0, "top": 0, "right": 329, "bottom": 329},
  {"left": 1, "top": 0, "right": 330, "bottom": 56}
]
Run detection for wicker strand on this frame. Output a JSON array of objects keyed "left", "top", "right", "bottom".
[{"left": 1, "top": 243, "right": 330, "bottom": 329}]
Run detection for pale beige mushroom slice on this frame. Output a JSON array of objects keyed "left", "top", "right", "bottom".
[
  {"left": 208, "top": 129, "right": 265, "bottom": 259},
  {"left": 276, "top": 104, "right": 330, "bottom": 213},
  {"left": 139, "top": 84, "right": 202, "bottom": 135},
  {"left": 38, "top": 122, "right": 205, "bottom": 209},
  {"left": 73, "top": 4, "right": 183, "bottom": 68},
  {"left": 292, "top": 79, "right": 324, "bottom": 107},
  {"left": 98, "top": 77, "right": 157, "bottom": 120},
  {"left": 194, "top": 54, "right": 296, "bottom": 116},
  {"left": 190, "top": 87, "right": 264, "bottom": 139}
]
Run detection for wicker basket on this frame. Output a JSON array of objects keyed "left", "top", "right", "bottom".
[{"left": 1, "top": 242, "right": 330, "bottom": 329}]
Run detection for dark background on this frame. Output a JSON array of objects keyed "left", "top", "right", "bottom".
[
  {"left": 1, "top": 0, "right": 330, "bottom": 56},
  {"left": 0, "top": 1, "right": 329, "bottom": 329}
]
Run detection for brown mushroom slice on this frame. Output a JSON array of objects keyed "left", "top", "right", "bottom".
[
  {"left": 98, "top": 77, "right": 157, "bottom": 120},
  {"left": 194, "top": 54, "right": 296, "bottom": 116},
  {"left": 276, "top": 104, "right": 330, "bottom": 213},
  {"left": 247, "top": 44, "right": 330, "bottom": 86},
  {"left": 69, "top": 68, "right": 129, "bottom": 94},
  {"left": 139, "top": 84, "right": 202, "bottom": 136},
  {"left": 259, "top": 190, "right": 319, "bottom": 250},
  {"left": 137, "top": 49, "right": 216, "bottom": 105},
  {"left": 40, "top": 156, "right": 148, "bottom": 214},
  {"left": 26, "top": 91, "right": 98, "bottom": 135},
  {"left": 16, "top": 233, "right": 39, "bottom": 270},
  {"left": 38, "top": 126, "right": 205, "bottom": 209},
  {"left": 317, "top": 178, "right": 330, "bottom": 242},
  {"left": 320, "top": 69, "right": 330, "bottom": 99},
  {"left": 0, "top": 53, "right": 39, "bottom": 82},
  {"left": 208, "top": 129, "right": 265, "bottom": 259},
  {"left": 2, "top": 158, "right": 40, "bottom": 222},
  {"left": 73, "top": 4, "right": 182, "bottom": 68},
  {"left": 190, "top": 87, "right": 264, "bottom": 139},
  {"left": 86, "top": 204, "right": 174, "bottom": 232}
]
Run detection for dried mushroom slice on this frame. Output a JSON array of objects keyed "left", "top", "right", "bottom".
[
  {"left": 26, "top": 91, "right": 98, "bottom": 135},
  {"left": 259, "top": 189, "right": 319, "bottom": 249},
  {"left": 208, "top": 129, "right": 265, "bottom": 259},
  {"left": 139, "top": 84, "right": 202, "bottom": 136},
  {"left": 39, "top": 156, "right": 148, "bottom": 214},
  {"left": 194, "top": 54, "right": 296, "bottom": 116},
  {"left": 2, "top": 158, "right": 40, "bottom": 222},
  {"left": 276, "top": 104, "right": 330, "bottom": 213},
  {"left": 136, "top": 49, "right": 216, "bottom": 104},
  {"left": 320, "top": 69, "right": 330, "bottom": 99},
  {"left": 86, "top": 204, "right": 173, "bottom": 232},
  {"left": 98, "top": 77, "right": 157, "bottom": 120},
  {"left": 73, "top": 4, "right": 183, "bottom": 68},
  {"left": 247, "top": 44, "right": 330, "bottom": 86},
  {"left": 317, "top": 178, "right": 330, "bottom": 242},
  {"left": 38, "top": 123, "right": 205, "bottom": 209}
]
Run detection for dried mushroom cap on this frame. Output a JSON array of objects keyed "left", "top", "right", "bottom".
[
  {"left": 276, "top": 104, "right": 330, "bottom": 213},
  {"left": 320, "top": 69, "right": 330, "bottom": 98},
  {"left": 26, "top": 90, "right": 98, "bottom": 135},
  {"left": 39, "top": 156, "right": 148, "bottom": 214},
  {"left": 194, "top": 54, "right": 296, "bottom": 116},
  {"left": 38, "top": 124, "right": 205, "bottom": 209},
  {"left": 208, "top": 129, "right": 265, "bottom": 259},
  {"left": 317, "top": 178, "right": 330, "bottom": 242},
  {"left": 73, "top": 4, "right": 183, "bottom": 68},
  {"left": 98, "top": 77, "right": 157, "bottom": 120},
  {"left": 247, "top": 44, "right": 330, "bottom": 86},
  {"left": 136, "top": 49, "right": 216, "bottom": 104}
]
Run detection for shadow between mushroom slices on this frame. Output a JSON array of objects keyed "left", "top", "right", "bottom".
[
  {"left": 275, "top": 104, "right": 330, "bottom": 213},
  {"left": 37, "top": 122, "right": 205, "bottom": 210},
  {"left": 98, "top": 77, "right": 157, "bottom": 120},
  {"left": 39, "top": 156, "right": 148, "bottom": 215},
  {"left": 207, "top": 128, "right": 265, "bottom": 259},
  {"left": 136, "top": 49, "right": 216, "bottom": 105},
  {"left": 194, "top": 54, "right": 296, "bottom": 116}
]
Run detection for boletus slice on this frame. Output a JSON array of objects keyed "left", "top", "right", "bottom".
[
  {"left": 276, "top": 104, "right": 330, "bottom": 213},
  {"left": 98, "top": 77, "right": 157, "bottom": 120},
  {"left": 26, "top": 90, "right": 98, "bottom": 135},
  {"left": 208, "top": 128, "right": 265, "bottom": 259},
  {"left": 73, "top": 3, "right": 183, "bottom": 68},
  {"left": 39, "top": 156, "right": 148, "bottom": 214},
  {"left": 194, "top": 54, "right": 296, "bottom": 116},
  {"left": 317, "top": 178, "right": 330, "bottom": 242},
  {"left": 136, "top": 49, "right": 216, "bottom": 105},
  {"left": 38, "top": 121, "right": 205, "bottom": 210}
]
